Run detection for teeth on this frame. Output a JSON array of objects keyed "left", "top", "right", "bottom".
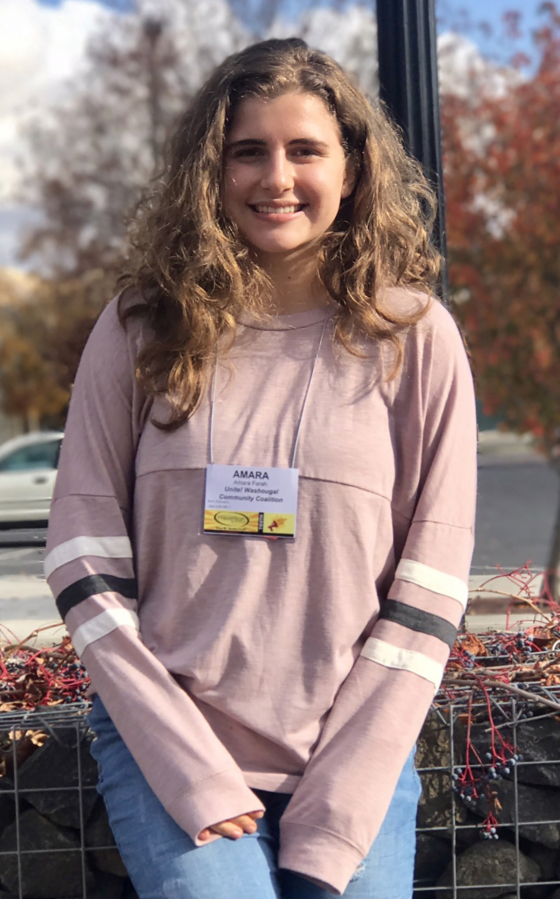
[{"left": 254, "top": 205, "right": 301, "bottom": 214}]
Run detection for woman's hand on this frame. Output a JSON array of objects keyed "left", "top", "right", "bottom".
[{"left": 198, "top": 810, "right": 264, "bottom": 841}]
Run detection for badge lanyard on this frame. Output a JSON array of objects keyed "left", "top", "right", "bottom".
[{"left": 203, "top": 318, "right": 328, "bottom": 538}]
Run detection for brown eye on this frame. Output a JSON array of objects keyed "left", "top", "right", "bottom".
[
  {"left": 293, "top": 148, "right": 319, "bottom": 157},
  {"left": 230, "top": 147, "right": 265, "bottom": 160}
]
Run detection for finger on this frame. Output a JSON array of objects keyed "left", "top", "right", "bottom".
[
  {"left": 209, "top": 821, "right": 245, "bottom": 839},
  {"left": 230, "top": 814, "right": 259, "bottom": 832}
]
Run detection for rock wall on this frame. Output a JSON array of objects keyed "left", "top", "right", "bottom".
[
  {"left": 415, "top": 709, "right": 560, "bottom": 899},
  {"left": 0, "top": 726, "right": 136, "bottom": 899},
  {"left": 0, "top": 709, "right": 559, "bottom": 898}
]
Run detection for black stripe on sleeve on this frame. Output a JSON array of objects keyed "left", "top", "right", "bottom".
[
  {"left": 378, "top": 600, "right": 458, "bottom": 649},
  {"left": 56, "top": 575, "right": 137, "bottom": 619}
]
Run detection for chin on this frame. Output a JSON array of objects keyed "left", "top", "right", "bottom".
[
  {"left": 247, "top": 236, "right": 319, "bottom": 258},
  {"left": 255, "top": 243, "right": 303, "bottom": 255}
]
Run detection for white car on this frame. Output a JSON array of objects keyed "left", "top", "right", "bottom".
[{"left": 0, "top": 431, "right": 64, "bottom": 525}]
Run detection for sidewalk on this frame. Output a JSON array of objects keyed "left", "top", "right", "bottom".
[
  {"left": 0, "top": 574, "right": 65, "bottom": 645},
  {"left": 476, "top": 428, "right": 542, "bottom": 466},
  {"left": 466, "top": 572, "right": 552, "bottom": 632},
  {"left": 0, "top": 570, "right": 553, "bottom": 646}
]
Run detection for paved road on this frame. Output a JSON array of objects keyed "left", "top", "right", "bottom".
[
  {"left": 473, "top": 458, "right": 559, "bottom": 575},
  {"left": 0, "top": 529, "right": 59, "bottom": 644},
  {"left": 0, "top": 526, "right": 46, "bottom": 547},
  {"left": 0, "top": 528, "right": 46, "bottom": 577}
]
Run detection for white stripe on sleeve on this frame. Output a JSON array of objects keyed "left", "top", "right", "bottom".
[
  {"left": 72, "top": 608, "right": 140, "bottom": 657},
  {"left": 44, "top": 536, "right": 133, "bottom": 580},
  {"left": 395, "top": 559, "right": 468, "bottom": 609},
  {"left": 360, "top": 636, "right": 444, "bottom": 690}
]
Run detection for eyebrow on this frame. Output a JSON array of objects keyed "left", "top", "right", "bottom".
[{"left": 226, "top": 138, "right": 330, "bottom": 150}]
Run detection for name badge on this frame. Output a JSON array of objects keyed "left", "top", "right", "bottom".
[{"left": 204, "top": 464, "right": 298, "bottom": 538}]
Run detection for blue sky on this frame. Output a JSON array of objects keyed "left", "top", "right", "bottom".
[
  {"left": 36, "top": 0, "right": 545, "bottom": 63},
  {"left": 437, "top": 0, "right": 544, "bottom": 64}
]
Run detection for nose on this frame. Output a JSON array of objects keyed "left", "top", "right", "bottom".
[{"left": 260, "top": 150, "right": 294, "bottom": 192}]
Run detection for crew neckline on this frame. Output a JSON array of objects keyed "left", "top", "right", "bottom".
[{"left": 237, "top": 304, "right": 336, "bottom": 331}]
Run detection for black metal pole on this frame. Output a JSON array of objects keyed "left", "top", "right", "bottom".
[{"left": 376, "top": 0, "right": 449, "bottom": 303}]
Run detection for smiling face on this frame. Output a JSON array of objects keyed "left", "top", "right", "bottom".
[{"left": 222, "top": 91, "right": 355, "bottom": 263}]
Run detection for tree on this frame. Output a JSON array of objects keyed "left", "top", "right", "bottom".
[
  {"left": 8, "top": 0, "right": 247, "bottom": 432},
  {"left": 0, "top": 272, "right": 69, "bottom": 430},
  {"left": 442, "top": 3, "right": 560, "bottom": 596},
  {"left": 19, "top": 1, "right": 245, "bottom": 278}
]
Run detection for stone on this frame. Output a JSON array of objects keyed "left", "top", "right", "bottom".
[
  {"left": 455, "top": 815, "right": 487, "bottom": 849},
  {"left": 417, "top": 711, "right": 468, "bottom": 832},
  {"left": 85, "top": 798, "right": 128, "bottom": 878},
  {"left": 414, "top": 833, "right": 452, "bottom": 884},
  {"left": 417, "top": 770, "right": 468, "bottom": 831},
  {"left": 437, "top": 840, "right": 540, "bottom": 899},
  {"left": 0, "top": 807, "right": 96, "bottom": 898},
  {"left": 508, "top": 719, "right": 560, "bottom": 789},
  {"left": 67, "top": 871, "right": 125, "bottom": 899},
  {"left": 523, "top": 841, "right": 560, "bottom": 899},
  {"left": 465, "top": 779, "right": 560, "bottom": 848},
  {"left": 90, "top": 871, "right": 126, "bottom": 899},
  {"left": 528, "top": 841, "right": 558, "bottom": 881},
  {"left": 16, "top": 729, "right": 98, "bottom": 830},
  {"left": 417, "top": 709, "right": 467, "bottom": 771},
  {"left": 0, "top": 793, "right": 16, "bottom": 836}
]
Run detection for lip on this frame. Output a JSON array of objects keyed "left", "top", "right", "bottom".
[{"left": 248, "top": 202, "right": 307, "bottom": 222}]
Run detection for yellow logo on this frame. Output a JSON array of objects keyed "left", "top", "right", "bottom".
[
  {"left": 267, "top": 516, "right": 287, "bottom": 533},
  {"left": 214, "top": 511, "right": 250, "bottom": 528}
]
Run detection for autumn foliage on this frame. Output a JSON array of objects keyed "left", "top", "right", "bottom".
[
  {"left": 443, "top": 3, "right": 560, "bottom": 457},
  {"left": 0, "top": 270, "right": 111, "bottom": 430}
]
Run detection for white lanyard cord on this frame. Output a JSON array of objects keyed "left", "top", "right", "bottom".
[
  {"left": 208, "top": 317, "right": 328, "bottom": 469},
  {"left": 209, "top": 345, "right": 219, "bottom": 467},
  {"left": 289, "top": 318, "right": 327, "bottom": 468}
]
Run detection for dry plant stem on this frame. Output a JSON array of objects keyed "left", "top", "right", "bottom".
[
  {"left": 450, "top": 677, "right": 560, "bottom": 713},
  {"left": 485, "top": 709, "right": 560, "bottom": 732},
  {"left": 469, "top": 589, "right": 552, "bottom": 618},
  {"left": 3, "top": 622, "right": 65, "bottom": 659}
]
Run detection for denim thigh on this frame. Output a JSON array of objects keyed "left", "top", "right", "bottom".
[
  {"left": 88, "top": 696, "right": 420, "bottom": 899},
  {"left": 279, "top": 749, "right": 421, "bottom": 899}
]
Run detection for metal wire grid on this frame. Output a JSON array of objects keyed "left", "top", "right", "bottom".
[
  {"left": 0, "top": 704, "right": 119, "bottom": 899},
  {"left": 415, "top": 687, "right": 560, "bottom": 899},
  {"left": 0, "top": 696, "right": 559, "bottom": 898}
]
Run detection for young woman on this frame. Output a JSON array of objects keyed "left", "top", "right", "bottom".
[{"left": 45, "top": 38, "right": 477, "bottom": 899}]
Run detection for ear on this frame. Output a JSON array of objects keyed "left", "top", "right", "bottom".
[{"left": 341, "top": 157, "right": 357, "bottom": 199}]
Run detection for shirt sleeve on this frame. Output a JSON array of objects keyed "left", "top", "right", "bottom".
[
  {"left": 278, "top": 304, "right": 477, "bottom": 896},
  {"left": 45, "top": 298, "right": 264, "bottom": 843}
]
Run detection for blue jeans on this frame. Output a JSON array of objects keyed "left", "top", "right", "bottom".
[{"left": 88, "top": 696, "right": 420, "bottom": 899}]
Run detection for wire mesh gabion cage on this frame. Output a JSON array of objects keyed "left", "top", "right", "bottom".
[
  {"left": 0, "top": 704, "right": 137, "bottom": 899},
  {"left": 0, "top": 647, "right": 559, "bottom": 898},
  {"left": 415, "top": 622, "right": 560, "bottom": 899},
  {"left": 415, "top": 692, "right": 560, "bottom": 899}
]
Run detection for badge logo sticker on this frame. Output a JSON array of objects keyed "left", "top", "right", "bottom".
[{"left": 215, "top": 511, "right": 250, "bottom": 528}]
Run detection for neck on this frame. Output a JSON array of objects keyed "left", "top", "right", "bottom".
[{"left": 255, "top": 247, "right": 331, "bottom": 315}]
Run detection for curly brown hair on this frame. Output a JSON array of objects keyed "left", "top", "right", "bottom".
[{"left": 119, "top": 37, "right": 441, "bottom": 430}]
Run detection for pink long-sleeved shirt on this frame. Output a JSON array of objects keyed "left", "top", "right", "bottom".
[{"left": 46, "top": 288, "right": 477, "bottom": 895}]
